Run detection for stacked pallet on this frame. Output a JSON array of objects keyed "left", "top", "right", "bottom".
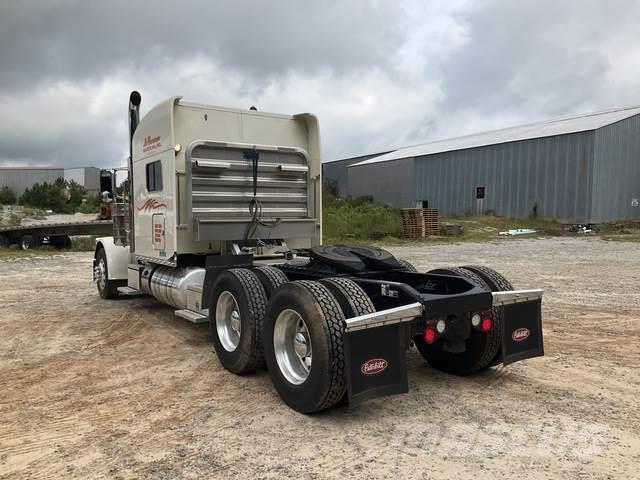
[
  {"left": 423, "top": 208, "right": 440, "bottom": 236},
  {"left": 400, "top": 209, "right": 425, "bottom": 239},
  {"left": 400, "top": 208, "right": 440, "bottom": 239}
]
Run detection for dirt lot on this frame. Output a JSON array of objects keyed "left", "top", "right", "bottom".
[{"left": 1, "top": 237, "right": 638, "bottom": 479}]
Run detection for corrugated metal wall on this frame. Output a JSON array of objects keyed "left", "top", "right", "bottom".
[
  {"left": 322, "top": 152, "right": 390, "bottom": 197},
  {"left": 414, "top": 132, "right": 595, "bottom": 222},
  {"left": 64, "top": 168, "right": 85, "bottom": 186},
  {"left": 591, "top": 115, "right": 640, "bottom": 222},
  {"left": 326, "top": 113, "right": 640, "bottom": 223},
  {"left": 0, "top": 168, "right": 65, "bottom": 198},
  {"left": 348, "top": 158, "right": 416, "bottom": 208}
]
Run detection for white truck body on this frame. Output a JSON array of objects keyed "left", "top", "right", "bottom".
[
  {"left": 130, "top": 97, "right": 322, "bottom": 264},
  {"left": 93, "top": 92, "right": 545, "bottom": 414}
]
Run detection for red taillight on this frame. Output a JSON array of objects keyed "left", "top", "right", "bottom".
[
  {"left": 481, "top": 317, "right": 492, "bottom": 332},
  {"left": 423, "top": 327, "right": 437, "bottom": 344}
]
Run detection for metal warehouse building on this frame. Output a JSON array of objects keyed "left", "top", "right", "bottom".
[
  {"left": 336, "top": 106, "right": 640, "bottom": 223},
  {"left": 0, "top": 166, "right": 101, "bottom": 198},
  {"left": 322, "top": 151, "right": 392, "bottom": 197}
]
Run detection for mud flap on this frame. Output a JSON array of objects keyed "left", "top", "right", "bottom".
[
  {"left": 501, "top": 298, "right": 544, "bottom": 365},
  {"left": 343, "top": 323, "right": 409, "bottom": 407}
]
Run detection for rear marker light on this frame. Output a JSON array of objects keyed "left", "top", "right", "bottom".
[
  {"left": 481, "top": 317, "right": 492, "bottom": 332},
  {"left": 424, "top": 327, "right": 437, "bottom": 344}
]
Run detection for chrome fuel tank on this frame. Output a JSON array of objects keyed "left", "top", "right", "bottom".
[{"left": 141, "top": 265, "right": 205, "bottom": 309}]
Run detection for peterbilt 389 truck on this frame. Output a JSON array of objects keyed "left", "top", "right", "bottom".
[{"left": 93, "top": 92, "right": 544, "bottom": 413}]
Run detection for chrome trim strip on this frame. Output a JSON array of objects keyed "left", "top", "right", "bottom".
[
  {"left": 191, "top": 157, "right": 307, "bottom": 172},
  {"left": 491, "top": 289, "right": 544, "bottom": 306},
  {"left": 345, "top": 302, "right": 424, "bottom": 332},
  {"left": 192, "top": 191, "right": 307, "bottom": 199},
  {"left": 279, "top": 164, "right": 309, "bottom": 173},
  {"left": 192, "top": 207, "right": 307, "bottom": 214},
  {"left": 134, "top": 254, "right": 177, "bottom": 267},
  {"left": 192, "top": 159, "right": 231, "bottom": 169}
]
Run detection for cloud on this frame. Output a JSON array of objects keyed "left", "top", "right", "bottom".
[
  {"left": 428, "top": 0, "right": 640, "bottom": 140},
  {"left": 0, "top": 0, "right": 638, "bottom": 168}
]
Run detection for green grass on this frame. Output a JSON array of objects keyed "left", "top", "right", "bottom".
[
  {"left": 321, "top": 192, "right": 564, "bottom": 245},
  {"left": 69, "top": 236, "right": 97, "bottom": 251},
  {"left": 601, "top": 233, "right": 640, "bottom": 242},
  {"left": 438, "top": 215, "right": 563, "bottom": 242},
  {"left": 599, "top": 224, "right": 640, "bottom": 242},
  {"left": 322, "top": 194, "right": 402, "bottom": 244}
]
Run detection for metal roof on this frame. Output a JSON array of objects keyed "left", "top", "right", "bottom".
[{"left": 350, "top": 105, "right": 640, "bottom": 167}]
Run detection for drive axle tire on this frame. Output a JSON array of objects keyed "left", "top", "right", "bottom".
[
  {"left": 396, "top": 258, "right": 418, "bottom": 272},
  {"left": 95, "top": 248, "right": 120, "bottom": 299},
  {"left": 210, "top": 268, "right": 268, "bottom": 374},
  {"left": 253, "top": 266, "right": 288, "bottom": 298},
  {"left": 264, "top": 280, "right": 347, "bottom": 413},
  {"left": 461, "top": 265, "right": 513, "bottom": 291},
  {"left": 460, "top": 265, "right": 514, "bottom": 366},
  {"left": 319, "top": 277, "right": 375, "bottom": 318},
  {"left": 416, "top": 267, "right": 502, "bottom": 375}
]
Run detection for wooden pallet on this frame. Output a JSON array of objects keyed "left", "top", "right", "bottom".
[{"left": 401, "top": 208, "right": 440, "bottom": 238}]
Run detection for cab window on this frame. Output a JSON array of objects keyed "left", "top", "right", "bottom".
[{"left": 146, "top": 160, "right": 163, "bottom": 192}]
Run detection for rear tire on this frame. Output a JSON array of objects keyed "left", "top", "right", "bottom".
[
  {"left": 95, "top": 248, "right": 119, "bottom": 299},
  {"left": 20, "top": 234, "right": 40, "bottom": 250},
  {"left": 461, "top": 265, "right": 513, "bottom": 291},
  {"left": 460, "top": 265, "right": 514, "bottom": 366},
  {"left": 253, "top": 266, "right": 288, "bottom": 297},
  {"left": 319, "top": 277, "right": 375, "bottom": 318},
  {"left": 396, "top": 258, "right": 418, "bottom": 272},
  {"left": 264, "top": 280, "right": 347, "bottom": 413},
  {"left": 416, "top": 267, "right": 501, "bottom": 375},
  {"left": 210, "top": 268, "right": 268, "bottom": 374}
]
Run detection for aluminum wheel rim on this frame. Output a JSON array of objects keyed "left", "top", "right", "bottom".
[
  {"left": 273, "top": 309, "right": 312, "bottom": 385},
  {"left": 216, "top": 291, "right": 241, "bottom": 352},
  {"left": 95, "top": 258, "right": 106, "bottom": 291}
]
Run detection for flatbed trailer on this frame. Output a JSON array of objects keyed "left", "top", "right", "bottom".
[
  {"left": 93, "top": 91, "right": 545, "bottom": 413},
  {"left": 0, "top": 220, "right": 113, "bottom": 249}
]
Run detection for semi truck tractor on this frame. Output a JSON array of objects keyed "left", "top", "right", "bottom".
[{"left": 93, "top": 92, "right": 544, "bottom": 413}]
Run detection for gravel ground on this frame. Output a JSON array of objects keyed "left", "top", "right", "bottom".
[{"left": 0, "top": 237, "right": 638, "bottom": 479}]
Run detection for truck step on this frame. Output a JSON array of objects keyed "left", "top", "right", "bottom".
[
  {"left": 117, "top": 286, "right": 145, "bottom": 296},
  {"left": 174, "top": 309, "right": 209, "bottom": 324}
]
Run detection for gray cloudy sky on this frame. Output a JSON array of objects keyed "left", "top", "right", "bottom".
[{"left": 0, "top": 0, "right": 639, "bottom": 167}]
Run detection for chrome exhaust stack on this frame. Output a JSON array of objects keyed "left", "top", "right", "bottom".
[{"left": 127, "top": 91, "right": 141, "bottom": 252}]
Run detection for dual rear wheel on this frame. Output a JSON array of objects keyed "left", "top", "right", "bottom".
[
  {"left": 209, "top": 263, "right": 513, "bottom": 412},
  {"left": 416, "top": 265, "right": 512, "bottom": 374},
  {"left": 209, "top": 268, "right": 373, "bottom": 413}
]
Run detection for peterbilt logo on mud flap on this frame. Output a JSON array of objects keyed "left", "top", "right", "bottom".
[
  {"left": 361, "top": 358, "right": 388, "bottom": 375},
  {"left": 137, "top": 199, "right": 167, "bottom": 212},
  {"left": 512, "top": 327, "right": 530, "bottom": 342}
]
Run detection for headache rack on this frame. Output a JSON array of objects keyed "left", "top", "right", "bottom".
[
  {"left": 185, "top": 141, "right": 318, "bottom": 241},
  {"left": 111, "top": 202, "right": 131, "bottom": 247}
]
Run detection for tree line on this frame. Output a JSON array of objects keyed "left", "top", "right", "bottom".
[{"left": 0, "top": 178, "right": 99, "bottom": 213}]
